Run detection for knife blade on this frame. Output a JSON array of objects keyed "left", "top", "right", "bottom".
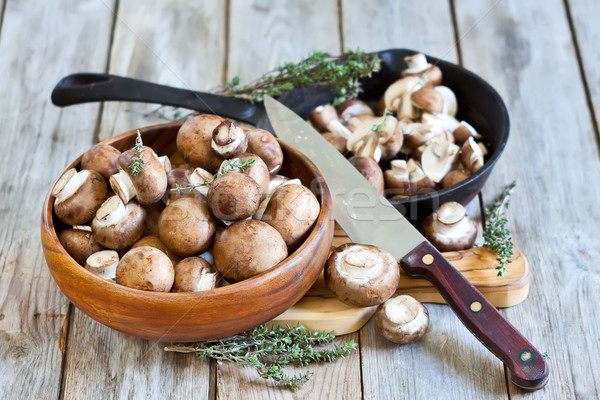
[{"left": 264, "top": 95, "right": 549, "bottom": 391}]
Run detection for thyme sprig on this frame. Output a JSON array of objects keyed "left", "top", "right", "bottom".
[
  {"left": 171, "top": 158, "right": 256, "bottom": 195},
  {"left": 483, "top": 181, "right": 517, "bottom": 277},
  {"left": 216, "top": 50, "right": 381, "bottom": 105},
  {"left": 164, "top": 323, "right": 357, "bottom": 391},
  {"left": 371, "top": 108, "right": 393, "bottom": 132},
  {"left": 129, "top": 130, "right": 144, "bottom": 176}
]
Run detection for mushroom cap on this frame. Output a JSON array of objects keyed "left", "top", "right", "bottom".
[
  {"left": 411, "top": 86, "right": 444, "bottom": 114},
  {"left": 436, "top": 85, "right": 457, "bottom": 116},
  {"left": 172, "top": 257, "right": 216, "bottom": 292},
  {"left": 213, "top": 219, "right": 288, "bottom": 283},
  {"left": 322, "top": 131, "right": 347, "bottom": 153},
  {"left": 158, "top": 196, "right": 216, "bottom": 257},
  {"left": 58, "top": 227, "right": 104, "bottom": 265},
  {"left": 115, "top": 246, "right": 174, "bottom": 292},
  {"left": 53, "top": 169, "right": 108, "bottom": 225},
  {"left": 261, "top": 184, "right": 320, "bottom": 247},
  {"left": 308, "top": 105, "right": 339, "bottom": 132},
  {"left": 324, "top": 243, "right": 400, "bottom": 307},
  {"left": 375, "top": 295, "right": 430, "bottom": 344},
  {"left": 114, "top": 146, "right": 168, "bottom": 205},
  {"left": 211, "top": 120, "right": 248, "bottom": 159},
  {"left": 401, "top": 54, "right": 442, "bottom": 86},
  {"left": 379, "top": 121, "right": 404, "bottom": 161},
  {"left": 176, "top": 114, "right": 225, "bottom": 172},
  {"left": 165, "top": 167, "right": 194, "bottom": 203},
  {"left": 441, "top": 168, "right": 471, "bottom": 188},
  {"left": 131, "top": 235, "right": 181, "bottom": 267},
  {"left": 91, "top": 196, "right": 147, "bottom": 249},
  {"left": 220, "top": 153, "right": 270, "bottom": 199},
  {"left": 348, "top": 156, "right": 385, "bottom": 195},
  {"left": 421, "top": 201, "right": 477, "bottom": 252},
  {"left": 337, "top": 99, "right": 374, "bottom": 123},
  {"left": 246, "top": 128, "right": 284, "bottom": 174},
  {"left": 81, "top": 144, "right": 121, "bottom": 181},
  {"left": 407, "top": 158, "right": 437, "bottom": 194},
  {"left": 207, "top": 172, "right": 261, "bottom": 221}
]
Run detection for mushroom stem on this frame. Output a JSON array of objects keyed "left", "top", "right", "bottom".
[
  {"left": 197, "top": 272, "right": 218, "bottom": 291},
  {"left": 95, "top": 195, "right": 127, "bottom": 225},
  {"left": 52, "top": 169, "right": 88, "bottom": 203},
  {"left": 85, "top": 250, "right": 119, "bottom": 281},
  {"left": 157, "top": 155, "right": 172, "bottom": 173},
  {"left": 339, "top": 247, "right": 386, "bottom": 281},
  {"left": 188, "top": 167, "right": 213, "bottom": 197},
  {"left": 110, "top": 170, "right": 136, "bottom": 204}
]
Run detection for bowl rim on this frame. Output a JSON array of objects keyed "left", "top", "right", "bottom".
[{"left": 42, "top": 122, "right": 333, "bottom": 302}]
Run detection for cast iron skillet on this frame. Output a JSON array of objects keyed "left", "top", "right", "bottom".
[{"left": 51, "top": 48, "right": 509, "bottom": 222}]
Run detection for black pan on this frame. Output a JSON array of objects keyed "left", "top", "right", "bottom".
[{"left": 51, "top": 48, "right": 509, "bottom": 222}]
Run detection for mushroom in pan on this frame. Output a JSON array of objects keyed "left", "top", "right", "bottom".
[
  {"left": 115, "top": 246, "right": 174, "bottom": 292},
  {"left": 382, "top": 76, "right": 424, "bottom": 120},
  {"left": 158, "top": 196, "right": 216, "bottom": 257},
  {"left": 84, "top": 250, "right": 119, "bottom": 281},
  {"left": 411, "top": 86, "right": 444, "bottom": 114},
  {"left": 308, "top": 105, "right": 353, "bottom": 140},
  {"left": 461, "top": 137, "right": 485, "bottom": 173},
  {"left": 421, "top": 201, "right": 477, "bottom": 251},
  {"left": 452, "top": 121, "right": 481, "bottom": 145},
  {"left": 349, "top": 156, "right": 385, "bottom": 195},
  {"left": 375, "top": 295, "right": 430, "bottom": 344},
  {"left": 172, "top": 257, "right": 218, "bottom": 292},
  {"left": 384, "top": 160, "right": 411, "bottom": 197},
  {"left": 58, "top": 226, "right": 103, "bottom": 265},
  {"left": 441, "top": 168, "right": 471, "bottom": 188},
  {"left": 337, "top": 99, "right": 374, "bottom": 124},
  {"left": 324, "top": 243, "right": 400, "bottom": 307},
  {"left": 213, "top": 219, "right": 288, "bottom": 283},
  {"left": 421, "top": 140, "right": 461, "bottom": 183},
  {"left": 322, "top": 131, "right": 348, "bottom": 153},
  {"left": 52, "top": 168, "right": 108, "bottom": 226},
  {"left": 176, "top": 114, "right": 225, "bottom": 172},
  {"left": 81, "top": 144, "right": 122, "bottom": 181},
  {"left": 435, "top": 85, "right": 458, "bottom": 116},
  {"left": 246, "top": 128, "right": 284, "bottom": 174},
  {"left": 407, "top": 159, "right": 437, "bottom": 194},
  {"left": 91, "top": 195, "right": 147, "bottom": 249},
  {"left": 348, "top": 115, "right": 403, "bottom": 161},
  {"left": 400, "top": 53, "right": 442, "bottom": 86}
]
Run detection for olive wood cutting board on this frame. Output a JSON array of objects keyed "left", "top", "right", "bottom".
[{"left": 271, "top": 224, "right": 530, "bottom": 336}]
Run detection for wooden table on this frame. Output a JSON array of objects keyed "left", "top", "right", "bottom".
[{"left": 1, "top": 0, "right": 598, "bottom": 398}]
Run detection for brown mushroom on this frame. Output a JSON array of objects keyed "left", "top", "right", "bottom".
[
  {"left": 211, "top": 120, "right": 248, "bottom": 160},
  {"left": 254, "top": 175, "right": 302, "bottom": 220},
  {"left": 52, "top": 168, "right": 108, "bottom": 225},
  {"left": 308, "top": 105, "right": 352, "bottom": 139},
  {"left": 58, "top": 226, "right": 104, "bottom": 265},
  {"left": 176, "top": 114, "right": 225, "bottom": 172},
  {"left": 110, "top": 144, "right": 168, "bottom": 205},
  {"left": 207, "top": 172, "right": 261, "bottom": 221},
  {"left": 131, "top": 235, "right": 180, "bottom": 267},
  {"left": 261, "top": 184, "right": 320, "bottom": 247},
  {"left": 172, "top": 257, "right": 218, "bottom": 292},
  {"left": 407, "top": 159, "right": 437, "bottom": 194},
  {"left": 164, "top": 167, "right": 194, "bottom": 204},
  {"left": 384, "top": 160, "right": 411, "bottom": 197},
  {"left": 441, "top": 168, "right": 471, "bottom": 188},
  {"left": 421, "top": 201, "right": 477, "bottom": 251},
  {"left": 411, "top": 86, "right": 444, "bottom": 114},
  {"left": 322, "top": 131, "right": 348, "bottom": 153},
  {"left": 324, "top": 243, "right": 400, "bottom": 307},
  {"left": 91, "top": 195, "right": 147, "bottom": 249},
  {"left": 337, "top": 99, "right": 374, "bottom": 124},
  {"left": 383, "top": 76, "right": 424, "bottom": 119},
  {"left": 81, "top": 144, "right": 122, "bottom": 181},
  {"left": 84, "top": 250, "right": 119, "bottom": 281},
  {"left": 400, "top": 53, "right": 442, "bottom": 86},
  {"left": 349, "top": 156, "right": 385, "bottom": 195},
  {"left": 375, "top": 295, "right": 430, "bottom": 344},
  {"left": 436, "top": 85, "right": 458, "bottom": 116},
  {"left": 246, "top": 128, "right": 284, "bottom": 174},
  {"left": 115, "top": 246, "right": 174, "bottom": 292},
  {"left": 461, "top": 137, "right": 485, "bottom": 173},
  {"left": 219, "top": 154, "right": 270, "bottom": 199},
  {"left": 213, "top": 219, "right": 288, "bottom": 283},
  {"left": 158, "top": 197, "right": 216, "bottom": 257}
]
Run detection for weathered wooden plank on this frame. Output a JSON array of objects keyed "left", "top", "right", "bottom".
[
  {"left": 567, "top": 0, "right": 600, "bottom": 136},
  {"left": 97, "top": 0, "right": 226, "bottom": 141},
  {"left": 455, "top": 0, "right": 600, "bottom": 398},
  {"left": 0, "top": 0, "right": 114, "bottom": 398},
  {"left": 61, "top": 0, "right": 224, "bottom": 398},
  {"left": 341, "top": 0, "right": 456, "bottom": 57},
  {"left": 342, "top": 2, "right": 508, "bottom": 399}
]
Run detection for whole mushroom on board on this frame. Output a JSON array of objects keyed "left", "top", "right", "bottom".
[
  {"left": 91, "top": 195, "right": 147, "bottom": 250},
  {"left": 115, "top": 246, "right": 174, "bottom": 292},
  {"left": 324, "top": 243, "right": 400, "bottom": 307},
  {"left": 375, "top": 295, "right": 430, "bottom": 344},
  {"left": 172, "top": 257, "right": 218, "bottom": 292},
  {"left": 421, "top": 201, "right": 477, "bottom": 252},
  {"left": 213, "top": 219, "right": 288, "bottom": 283},
  {"left": 52, "top": 168, "right": 108, "bottom": 225},
  {"left": 58, "top": 226, "right": 103, "bottom": 265},
  {"left": 81, "top": 144, "right": 122, "bottom": 181},
  {"left": 176, "top": 113, "right": 225, "bottom": 172}
]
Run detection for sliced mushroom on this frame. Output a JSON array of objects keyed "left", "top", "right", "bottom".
[
  {"left": 91, "top": 195, "right": 146, "bottom": 249},
  {"left": 207, "top": 172, "right": 261, "bottom": 221},
  {"left": 421, "top": 140, "right": 461, "bottom": 183},
  {"left": 347, "top": 116, "right": 399, "bottom": 161},
  {"left": 348, "top": 156, "right": 385, "bottom": 195},
  {"left": 461, "top": 137, "right": 485, "bottom": 173},
  {"left": 131, "top": 235, "right": 180, "bottom": 267},
  {"left": 308, "top": 105, "right": 352, "bottom": 139},
  {"left": 383, "top": 76, "right": 424, "bottom": 120},
  {"left": 85, "top": 250, "right": 119, "bottom": 281},
  {"left": 261, "top": 184, "right": 320, "bottom": 247},
  {"left": 421, "top": 201, "right": 477, "bottom": 251},
  {"left": 324, "top": 243, "right": 400, "bottom": 307},
  {"left": 58, "top": 226, "right": 104, "bottom": 265},
  {"left": 158, "top": 197, "right": 216, "bottom": 257},
  {"left": 337, "top": 99, "right": 374, "bottom": 124},
  {"left": 384, "top": 160, "right": 411, "bottom": 197},
  {"left": 176, "top": 114, "right": 225, "bottom": 172},
  {"left": 172, "top": 257, "right": 218, "bottom": 292},
  {"left": 213, "top": 219, "right": 288, "bottom": 283},
  {"left": 441, "top": 168, "right": 471, "bottom": 188},
  {"left": 375, "top": 295, "right": 430, "bottom": 344},
  {"left": 81, "top": 144, "right": 122, "bottom": 181},
  {"left": 400, "top": 53, "right": 442, "bottom": 86},
  {"left": 52, "top": 168, "right": 108, "bottom": 225},
  {"left": 246, "top": 128, "right": 284, "bottom": 174},
  {"left": 347, "top": 114, "right": 378, "bottom": 131},
  {"left": 421, "top": 112, "right": 460, "bottom": 132},
  {"left": 211, "top": 120, "right": 248, "bottom": 160},
  {"left": 110, "top": 145, "right": 168, "bottom": 205},
  {"left": 407, "top": 159, "right": 437, "bottom": 194},
  {"left": 115, "top": 246, "right": 174, "bottom": 292},
  {"left": 402, "top": 123, "right": 444, "bottom": 150},
  {"left": 435, "top": 86, "right": 457, "bottom": 116},
  {"left": 411, "top": 86, "right": 444, "bottom": 114},
  {"left": 322, "top": 131, "right": 347, "bottom": 153}
]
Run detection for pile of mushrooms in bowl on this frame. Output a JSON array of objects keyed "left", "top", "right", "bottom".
[{"left": 41, "top": 118, "right": 333, "bottom": 342}]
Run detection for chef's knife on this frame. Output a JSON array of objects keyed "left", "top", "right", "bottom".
[{"left": 264, "top": 95, "right": 549, "bottom": 391}]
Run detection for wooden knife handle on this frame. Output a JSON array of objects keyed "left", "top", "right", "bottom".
[{"left": 400, "top": 241, "right": 549, "bottom": 390}]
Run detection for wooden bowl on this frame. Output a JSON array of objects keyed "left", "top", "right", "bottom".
[{"left": 40, "top": 122, "right": 334, "bottom": 342}]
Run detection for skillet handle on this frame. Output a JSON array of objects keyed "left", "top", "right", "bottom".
[
  {"left": 400, "top": 241, "right": 549, "bottom": 391},
  {"left": 50, "top": 73, "right": 261, "bottom": 125}
]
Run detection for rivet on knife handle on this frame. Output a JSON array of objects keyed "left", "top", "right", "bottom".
[{"left": 400, "top": 241, "right": 550, "bottom": 390}]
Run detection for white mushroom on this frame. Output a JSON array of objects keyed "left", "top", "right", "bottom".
[
  {"left": 461, "top": 137, "right": 485, "bottom": 173},
  {"left": 400, "top": 53, "right": 443, "bottom": 86},
  {"left": 384, "top": 160, "right": 411, "bottom": 197},
  {"left": 452, "top": 121, "right": 481, "bottom": 145},
  {"left": 421, "top": 140, "right": 461, "bottom": 183},
  {"left": 407, "top": 158, "right": 437, "bottom": 194},
  {"left": 435, "top": 85, "right": 457, "bottom": 116},
  {"left": 383, "top": 76, "right": 424, "bottom": 120}
]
